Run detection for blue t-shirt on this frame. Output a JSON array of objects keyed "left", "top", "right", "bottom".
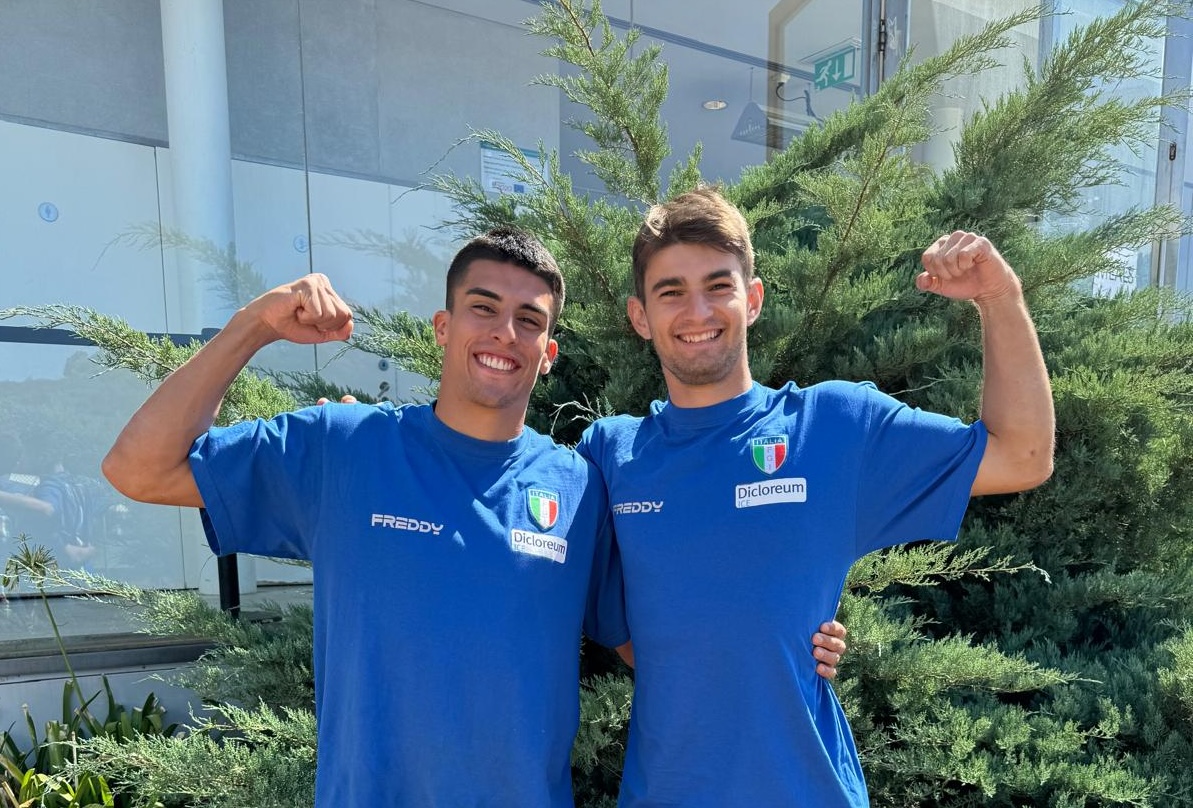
[
  {"left": 580, "top": 381, "right": 986, "bottom": 807},
  {"left": 191, "top": 402, "right": 628, "bottom": 807}
]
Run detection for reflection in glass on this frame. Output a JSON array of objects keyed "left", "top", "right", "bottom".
[{"left": 0, "top": 344, "right": 185, "bottom": 592}]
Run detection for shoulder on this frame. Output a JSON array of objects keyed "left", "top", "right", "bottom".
[
  {"left": 801, "top": 378, "right": 882, "bottom": 401},
  {"left": 585, "top": 413, "right": 647, "bottom": 440},
  {"left": 319, "top": 400, "right": 417, "bottom": 434},
  {"left": 207, "top": 401, "right": 420, "bottom": 449},
  {"left": 763, "top": 379, "right": 906, "bottom": 434},
  {"left": 521, "top": 426, "right": 593, "bottom": 473},
  {"left": 578, "top": 413, "right": 646, "bottom": 459},
  {"left": 518, "top": 428, "right": 607, "bottom": 501},
  {"left": 800, "top": 379, "right": 896, "bottom": 413}
]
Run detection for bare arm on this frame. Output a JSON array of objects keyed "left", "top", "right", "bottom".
[
  {"left": 102, "top": 274, "right": 353, "bottom": 507},
  {"left": 0, "top": 489, "right": 54, "bottom": 517},
  {"left": 919, "top": 232, "right": 1055, "bottom": 495}
]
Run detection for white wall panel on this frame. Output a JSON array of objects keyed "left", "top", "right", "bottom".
[{"left": 0, "top": 122, "right": 167, "bottom": 330}]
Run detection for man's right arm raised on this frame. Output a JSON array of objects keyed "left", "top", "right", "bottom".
[{"left": 102, "top": 274, "right": 353, "bottom": 508}]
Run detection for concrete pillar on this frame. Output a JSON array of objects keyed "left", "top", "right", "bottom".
[
  {"left": 160, "top": 0, "right": 255, "bottom": 598},
  {"left": 160, "top": 0, "right": 236, "bottom": 334}
]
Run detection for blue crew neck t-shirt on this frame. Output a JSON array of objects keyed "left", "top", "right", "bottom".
[
  {"left": 191, "top": 401, "right": 627, "bottom": 807},
  {"left": 580, "top": 380, "right": 986, "bottom": 807}
]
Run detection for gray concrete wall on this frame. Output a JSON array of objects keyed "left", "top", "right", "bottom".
[{"left": 0, "top": 0, "right": 560, "bottom": 184}]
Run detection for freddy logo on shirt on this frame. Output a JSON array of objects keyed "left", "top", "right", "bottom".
[{"left": 370, "top": 513, "right": 444, "bottom": 535}]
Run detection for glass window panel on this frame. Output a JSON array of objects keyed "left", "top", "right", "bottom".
[
  {"left": 0, "top": 121, "right": 169, "bottom": 329},
  {"left": 1048, "top": 1, "right": 1163, "bottom": 291},
  {"left": 0, "top": 343, "right": 188, "bottom": 593},
  {"left": 903, "top": 0, "right": 1040, "bottom": 171},
  {"left": 769, "top": 0, "right": 866, "bottom": 148},
  {"left": 1180, "top": 114, "right": 1193, "bottom": 290}
]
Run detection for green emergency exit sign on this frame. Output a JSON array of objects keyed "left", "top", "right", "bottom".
[{"left": 813, "top": 48, "right": 856, "bottom": 90}]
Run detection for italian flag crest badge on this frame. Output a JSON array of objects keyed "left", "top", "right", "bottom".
[
  {"left": 528, "top": 488, "right": 560, "bottom": 530},
  {"left": 750, "top": 436, "right": 788, "bottom": 474}
]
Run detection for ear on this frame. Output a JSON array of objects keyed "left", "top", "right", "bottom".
[
  {"left": 432, "top": 310, "right": 450, "bottom": 346},
  {"left": 745, "top": 278, "right": 764, "bottom": 326},
  {"left": 627, "top": 296, "right": 652, "bottom": 340},
  {"left": 539, "top": 339, "right": 559, "bottom": 376}
]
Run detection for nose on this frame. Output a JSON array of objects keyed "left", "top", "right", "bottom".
[
  {"left": 684, "top": 292, "right": 714, "bottom": 320},
  {"left": 490, "top": 313, "right": 517, "bottom": 343}
]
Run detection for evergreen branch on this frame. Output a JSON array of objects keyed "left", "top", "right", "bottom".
[
  {"left": 736, "top": 6, "right": 1042, "bottom": 211},
  {"left": 79, "top": 703, "right": 317, "bottom": 808},
  {"left": 0, "top": 304, "right": 195, "bottom": 382},
  {"left": 350, "top": 307, "right": 443, "bottom": 387},
  {"left": 1023, "top": 205, "right": 1190, "bottom": 293},
  {"left": 262, "top": 369, "right": 379, "bottom": 407},
  {"left": 817, "top": 98, "right": 913, "bottom": 303},
  {"left": 543, "top": 178, "right": 623, "bottom": 307},
  {"left": 887, "top": 636, "right": 1076, "bottom": 693},
  {"left": 0, "top": 305, "right": 297, "bottom": 425},
  {"left": 848, "top": 544, "right": 1049, "bottom": 594},
  {"left": 550, "top": 395, "right": 615, "bottom": 438},
  {"left": 937, "top": 2, "right": 1182, "bottom": 231},
  {"left": 528, "top": 0, "right": 672, "bottom": 202},
  {"left": 431, "top": 132, "right": 627, "bottom": 309},
  {"left": 548, "top": 1, "right": 663, "bottom": 198}
]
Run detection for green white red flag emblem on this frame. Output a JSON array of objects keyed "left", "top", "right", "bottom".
[
  {"left": 528, "top": 488, "right": 560, "bottom": 530},
  {"left": 750, "top": 436, "right": 788, "bottom": 474}
]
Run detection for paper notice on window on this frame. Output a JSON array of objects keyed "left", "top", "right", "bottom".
[{"left": 480, "top": 140, "right": 541, "bottom": 195}]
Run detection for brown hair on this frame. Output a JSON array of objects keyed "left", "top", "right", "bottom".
[
  {"left": 631, "top": 186, "right": 754, "bottom": 300},
  {"left": 445, "top": 227, "right": 565, "bottom": 334}
]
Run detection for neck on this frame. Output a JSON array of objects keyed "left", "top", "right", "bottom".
[
  {"left": 432, "top": 395, "right": 527, "bottom": 443},
  {"left": 663, "top": 367, "right": 753, "bottom": 409}
]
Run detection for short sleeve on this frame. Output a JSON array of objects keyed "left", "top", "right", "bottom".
[
  {"left": 190, "top": 406, "right": 328, "bottom": 561},
  {"left": 583, "top": 510, "right": 630, "bottom": 648},
  {"left": 577, "top": 426, "right": 629, "bottom": 647},
  {"left": 853, "top": 385, "right": 987, "bottom": 555}
]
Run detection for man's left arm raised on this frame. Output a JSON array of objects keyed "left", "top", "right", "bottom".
[{"left": 918, "top": 231, "right": 1055, "bottom": 496}]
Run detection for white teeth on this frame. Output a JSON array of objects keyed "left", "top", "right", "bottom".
[
  {"left": 679, "top": 330, "right": 720, "bottom": 344},
  {"left": 478, "top": 353, "right": 516, "bottom": 371}
]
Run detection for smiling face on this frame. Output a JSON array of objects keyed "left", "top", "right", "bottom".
[
  {"left": 628, "top": 242, "right": 763, "bottom": 409},
  {"left": 432, "top": 259, "right": 559, "bottom": 440}
]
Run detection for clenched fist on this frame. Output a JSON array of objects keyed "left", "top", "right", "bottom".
[
  {"left": 244, "top": 273, "right": 355, "bottom": 346},
  {"left": 918, "top": 231, "right": 1021, "bottom": 304}
]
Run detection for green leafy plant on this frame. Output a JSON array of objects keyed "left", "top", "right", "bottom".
[
  {"left": 1, "top": 544, "right": 180, "bottom": 808},
  {"left": 3, "top": 541, "right": 88, "bottom": 709},
  {"left": 0, "top": 680, "right": 130, "bottom": 807},
  {"left": 2, "top": 765, "right": 115, "bottom": 808}
]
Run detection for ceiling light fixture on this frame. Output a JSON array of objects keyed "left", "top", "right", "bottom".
[{"left": 702, "top": 100, "right": 728, "bottom": 110}]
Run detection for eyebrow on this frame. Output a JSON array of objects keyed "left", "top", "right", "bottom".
[
  {"left": 649, "top": 268, "right": 736, "bottom": 295},
  {"left": 464, "top": 287, "right": 550, "bottom": 321}
]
